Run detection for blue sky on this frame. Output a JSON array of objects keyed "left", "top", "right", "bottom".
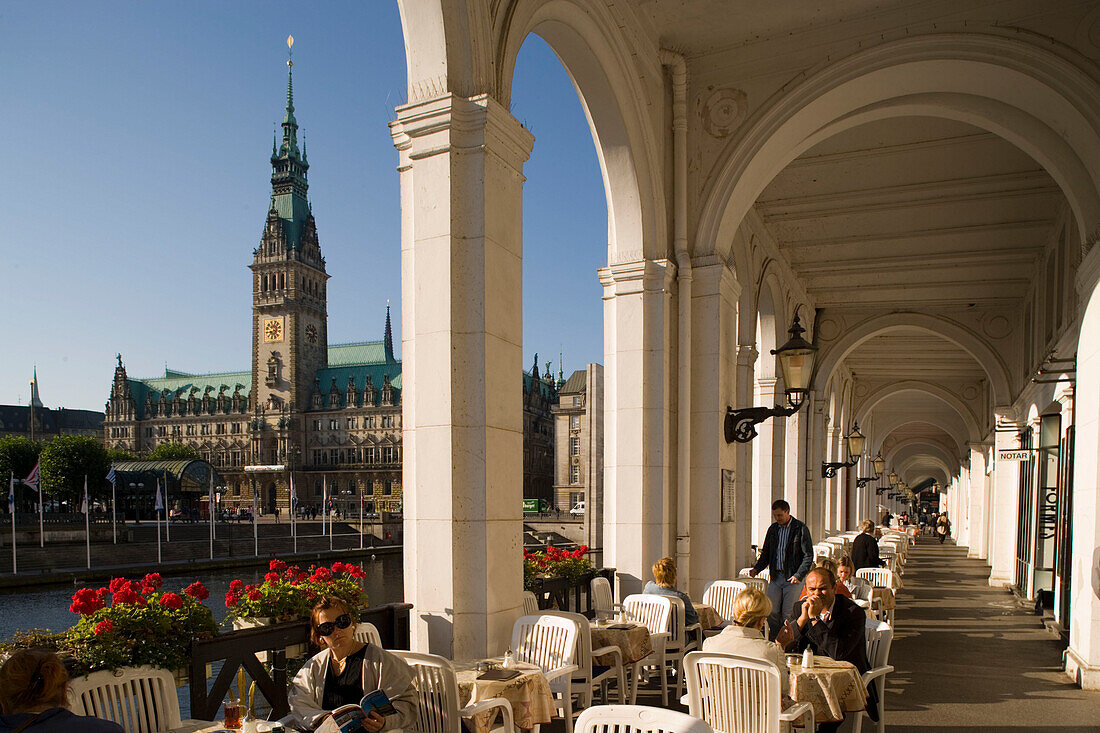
[{"left": 1, "top": 1, "right": 607, "bottom": 411}]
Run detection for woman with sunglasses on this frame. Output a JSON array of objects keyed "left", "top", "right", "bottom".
[{"left": 288, "top": 596, "right": 417, "bottom": 732}]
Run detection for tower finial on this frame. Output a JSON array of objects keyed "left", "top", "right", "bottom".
[{"left": 384, "top": 301, "right": 395, "bottom": 363}]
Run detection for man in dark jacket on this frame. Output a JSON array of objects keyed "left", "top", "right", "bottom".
[
  {"left": 749, "top": 499, "right": 813, "bottom": 639},
  {"left": 782, "top": 567, "right": 878, "bottom": 731}
]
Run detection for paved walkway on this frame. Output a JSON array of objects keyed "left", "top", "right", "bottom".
[{"left": 887, "top": 537, "right": 1099, "bottom": 731}]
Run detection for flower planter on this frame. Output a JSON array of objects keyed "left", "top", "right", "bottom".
[{"left": 232, "top": 617, "right": 309, "bottom": 662}]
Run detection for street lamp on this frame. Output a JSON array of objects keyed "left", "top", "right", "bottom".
[
  {"left": 856, "top": 452, "right": 886, "bottom": 488},
  {"left": 821, "top": 422, "right": 867, "bottom": 478},
  {"left": 725, "top": 310, "right": 818, "bottom": 443}
]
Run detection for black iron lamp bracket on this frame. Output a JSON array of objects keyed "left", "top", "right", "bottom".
[
  {"left": 821, "top": 457, "right": 858, "bottom": 479},
  {"left": 725, "top": 403, "right": 799, "bottom": 444},
  {"left": 855, "top": 476, "right": 879, "bottom": 488}
]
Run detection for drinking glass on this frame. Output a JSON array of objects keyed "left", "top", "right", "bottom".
[{"left": 223, "top": 700, "right": 242, "bottom": 730}]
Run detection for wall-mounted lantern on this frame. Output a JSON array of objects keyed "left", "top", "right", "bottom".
[{"left": 821, "top": 422, "right": 867, "bottom": 478}]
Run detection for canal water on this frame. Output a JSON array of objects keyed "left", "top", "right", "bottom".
[{"left": 0, "top": 554, "right": 404, "bottom": 720}]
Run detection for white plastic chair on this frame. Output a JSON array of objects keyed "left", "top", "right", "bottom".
[
  {"left": 621, "top": 594, "right": 673, "bottom": 705},
  {"left": 576, "top": 705, "right": 715, "bottom": 733},
  {"left": 684, "top": 651, "right": 814, "bottom": 733},
  {"left": 855, "top": 620, "right": 895, "bottom": 733},
  {"left": 738, "top": 567, "right": 769, "bottom": 582},
  {"left": 354, "top": 621, "right": 383, "bottom": 647},
  {"left": 738, "top": 577, "right": 768, "bottom": 595},
  {"left": 591, "top": 576, "right": 620, "bottom": 620},
  {"left": 393, "top": 650, "right": 514, "bottom": 733},
  {"left": 68, "top": 665, "right": 198, "bottom": 733},
  {"left": 701, "top": 580, "right": 748, "bottom": 624},
  {"left": 665, "top": 596, "right": 701, "bottom": 702},
  {"left": 512, "top": 614, "right": 581, "bottom": 733},
  {"left": 855, "top": 567, "right": 900, "bottom": 590},
  {"left": 541, "top": 610, "right": 626, "bottom": 708},
  {"left": 523, "top": 590, "right": 541, "bottom": 616}
]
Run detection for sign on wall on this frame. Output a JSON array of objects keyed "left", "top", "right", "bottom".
[
  {"left": 721, "top": 469, "right": 735, "bottom": 522},
  {"left": 997, "top": 449, "right": 1036, "bottom": 462}
]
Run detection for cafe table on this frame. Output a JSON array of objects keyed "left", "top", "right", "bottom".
[
  {"left": 590, "top": 619, "right": 653, "bottom": 666},
  {"left": 787, "top": 655, "right": 866, "bottom": 723},
  {"left": 453, "top": 660, "right": 554, "bottom": 733},
  {"left": 693, "top": 602, "right": 724, "bottom": 631}
]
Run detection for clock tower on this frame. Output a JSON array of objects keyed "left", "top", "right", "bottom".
[{"left": 250, "top": 47, "right": 329, "bottom": 418}]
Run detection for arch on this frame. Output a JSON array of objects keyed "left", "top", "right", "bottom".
[
  {"left": 495, "top": 0, "right": 664, "bottom": 261},
  {"left": 811, "top": 311, "right": 1011, "bottom": 406},
  {"left": 856, "top": 380, "right": 982, "bottom": 443},
  {"left": 877, "top": 416, "right": 968, "bottom": 458},
  {"left": 395, "top": 0, "right": 485, "bottom": 101},
  {"left": 699, "top": 33, "right": 1100, "bottom": 265},
  {"left": 887, "top": 438, "right": 962, "bottom": 473}
]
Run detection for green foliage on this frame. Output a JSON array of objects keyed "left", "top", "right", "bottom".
[
  {"left": 146, "top": 443, "right": 200, "bottom": 461},
  {"left": 106, "top": 447, "right": 137, "bottom": 463},
  {"left": 0, "top": 436, "right": 40, "bottom": 483},
  {"left": 523, "top": 545, "right": 594, "bottom": 590},
  {"left": 39, "top": 435, "right": 111, "bottom": 502},
  {"left": 0, "top": 629, "right": 66, "bottom": 656}
]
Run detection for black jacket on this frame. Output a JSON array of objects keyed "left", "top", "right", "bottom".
[
  {"left": 851, "top": 532, "right": 884, "bottom": 571},
  {"left": 752, "top": 516, "right": 813, "bottom": 581}
]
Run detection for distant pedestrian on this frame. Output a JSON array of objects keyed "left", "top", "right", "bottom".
[
  {"left": 749, "top": 499, "right": 813, "bottom": 640},
  {"left": 937, "top": 512, "right": 951, "bottom": 544},
  {"left": 275, "top": 507, "right": 281, "bottom": 523}
]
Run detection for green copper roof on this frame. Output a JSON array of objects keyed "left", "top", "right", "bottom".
[
  {"left": 127, "top": 368, "right": 251, "bottom": 419},
  {"left": 523, "top": 370, "right": 558, "bottom": 400},
  {"left": 328, "top": 341, "right": 392, "bottom": 366}
]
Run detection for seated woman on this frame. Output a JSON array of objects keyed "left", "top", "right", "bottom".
[
  {"left": 643, "top": 557, "right": 698, "bottom": 627},
  {"left": 289, "top": 596, "right": 418, "bottom": 732},
  {"left": 701, "top": 589, "right": 790, "bottom": 697},
  {"left": 0, "top": 650, "right": 123, "bottom": 732}
]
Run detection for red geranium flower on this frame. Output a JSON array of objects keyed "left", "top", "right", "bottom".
[
  {"left": 94, "top": 619, "right": 114, "bottom": 635},
  {"left": 185, "top": 581, "right": 209, "bottom": 600},
  {"left": 70, "top": 588, "right": 104, "bottom": 616},
  {"left": 331, "top": 561, "right": 347, "bottom": 575},
  {"left": 225, "top": 591, "right": 240, "bottom": 608},
  {"left": 311, "top": 567, "right": 332, "bottom": 582},
  {"left": 269, "top": 559, "right": 287, "bottom": 572},
  {"left": 229, "top": 579, "right": 244, "bottom": 591},
  {"left": 142, "top": 573, "right": 163, "bottom": 591},
  {"left": 108, "top": 577, "right": 129, "bottom": 594},
  {"left": 159, "top": 593, "right": 183, "bottom": 610},
  {"left": 112, "top": 587, "right": 146, "bottom": 606},
  {"left": 264, "top": 572, "right": 281, "bottom": 583},
  {"left": 246, "top": 589, "right": 263, "bottom": 601}
]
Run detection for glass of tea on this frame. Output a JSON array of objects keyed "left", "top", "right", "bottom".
[{"left": 223, "top": 700, "right": 242, "bottom": 730}]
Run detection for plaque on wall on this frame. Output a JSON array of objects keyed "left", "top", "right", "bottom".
[{"left": 721, "top": 468, "right": 735, "bottom": 523}]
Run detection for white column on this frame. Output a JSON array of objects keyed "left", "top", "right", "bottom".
[
  {"left": 967, "top": 444, "right": 989, "bottom": 559},
  {"left": 751, "top": 377, "right": 782, "bottom": 547},
  {"left": 684, "top": 261, "right": 741, "bottom": 597},
  {"left": 392, "top": 93, "right": 533, "bottom": 659},
  {"left": 824, "top": 426, "right": 842, "bottom": 535},
  {"left": 733, "top": 344, "right": 758, "bottom": 567},
  {"left": 600, "top": 258, "right": 675, "bottom": 598},
  {"left": 956, "top": 460, "right": 971, "bottom": 549},
  {"left": 1066, "top": 246, "right": 1100, "bottom": 689},
  {"left": 988, "top": 408, "right": 1021, "bottom": 587}
]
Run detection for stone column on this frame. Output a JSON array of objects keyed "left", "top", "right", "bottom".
[
  {"left": 732, "top": 343, "right": 757, "bottom": 570},
  {"left": 824, "top": 426, "right": 842, "bottom": 535},
  {"left": 988, "top": 408, "right": 1022, "bottom": 587},
  {"left": 1066, "top": 245, "right": 1100, "bottom": 689},
  {"left": 391, "top": 93, "right": 533, "bottom": 658},
  {"left": 751, "top": 377, "right": 781, "bottom": 547},
  {"left": 965, "top": 444, "right": 988, "bottom": 558},
  {"left": 599, "top": 258, "right": 675, "bottom": 598}
]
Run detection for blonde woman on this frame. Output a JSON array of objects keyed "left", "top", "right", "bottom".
[
  {"left": 643, "top": 557, "right": 699, "bottom": 626},
  {"left": 702, "top": 588, "right": 790, "bottom": 695}
]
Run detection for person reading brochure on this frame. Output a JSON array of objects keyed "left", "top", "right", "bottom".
[{"left": 289, "top": 596, "right": 417, "bottom": 731}]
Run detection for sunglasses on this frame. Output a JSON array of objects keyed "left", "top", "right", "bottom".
[{"left": 316, "top": 614, "right": 353, "bottom": 637}]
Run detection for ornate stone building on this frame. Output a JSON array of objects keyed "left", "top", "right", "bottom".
[
  {"left": 104, "top": 59, "right": 403, "bottom": 514},
  {"left": 103, "top": 56, "right": 557, "bottom": 516}
]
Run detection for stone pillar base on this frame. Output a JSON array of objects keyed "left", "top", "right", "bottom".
[{"left": 1066, "top": 647, "right": 1100, "bottom": 689}]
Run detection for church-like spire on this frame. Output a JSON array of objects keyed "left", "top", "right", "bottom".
[
  {"left": 267, "top": 34, "right": 311, "bottom": 250},
  {"left": 29, "top": 366, "right": 43, "bottom": 409},
  {"left": 280, "top": 35, "right": 300, "bottom": 159},
  {"left": 384, "top": 300, "right": 395, "bottom": 363}
]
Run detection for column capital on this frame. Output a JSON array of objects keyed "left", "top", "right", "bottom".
[
  {"left": 993, "top": 405, "right": 1021, "bottom": 427},
  {"left": 390, "top": 93, "right": 534, "bottom": 170},
  {"left": 598, "top": 258, "right": 676, "bottom": 298},
  {"left": 690, "top": 256, "right": 742, "bottom": 300},
  {"left": 736, "top": 344, "right": 759, "bottom": 366},
  {"left": 967, "top": 441, "right": 992, "bottom": 451},
  {"left": 1076, "top": 225, "right": 1100, "bottom": 297}
]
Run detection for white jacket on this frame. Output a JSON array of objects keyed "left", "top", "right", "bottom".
[
  {"left": 702, "top": 624, "right": 790, "bottom": 697},
  {"left": 288, "top": 644, "right": 418, "bottom": 731}
]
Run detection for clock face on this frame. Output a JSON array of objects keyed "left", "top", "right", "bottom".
[
  {"left": 305, "top": 324, "right": 318, "bottom": 344},
  {"left": 263, "top": 318, "right": 284, "bottom": 342}
]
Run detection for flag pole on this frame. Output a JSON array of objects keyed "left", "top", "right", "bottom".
[
  {"left": 164, "top": 474, "right": 170, "bottom": 543},
  {"left": 290, "top": 473, "right": 297, "bottom": 554},
  {"left": 9, "top": 473, "right": 16, "bottom": 575},
  {"left": 155, "top": 479, "right": 162, "bottom": 564},
  {"left": 322, "top": 477, "right": 328, "bottom": 539},
  {"left": 84, "top": 476, "right": 90, "bottom": 570},
  {"left": 38, "top": 479, "right": 43, "bottom": 548},
  {"left": 359, "top": 493, "right": 363, "bottom": 550},
  {"left": 208, "top": 474, "right": 214, "bottom": 560},
  {"left": 252, "top": 490, "right": 258, "bottom": 557},
  {"left": 110, "top": 476, "right": 117, "bottom": 544}
]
